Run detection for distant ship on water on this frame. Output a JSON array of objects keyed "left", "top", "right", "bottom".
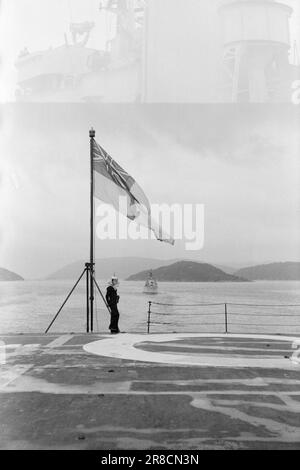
[{"left": 143, "top": 271, "right": 158, "bottom": 295}]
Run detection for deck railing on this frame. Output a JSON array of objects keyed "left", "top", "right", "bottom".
[{"left": 146, "top": 301, "right": 300, "bottom": 335}]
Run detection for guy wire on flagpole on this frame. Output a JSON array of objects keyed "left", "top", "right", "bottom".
[{"left": 45, "top": 128, "right": 111, "bottom": 335}]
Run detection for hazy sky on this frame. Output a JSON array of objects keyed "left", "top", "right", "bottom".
[
  {"left": 0, "top": 104, "right": 299, "bottom": 278},
  {"left": 0, "top": 0, "right": 299, "bottom": 101}
]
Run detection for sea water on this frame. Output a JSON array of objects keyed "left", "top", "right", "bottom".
[
  {"left": 0, "top": 280, "right": 300, "bottom": 336},
  {"left": 0, "top": 280, "right": 300, "bottom": 334}
]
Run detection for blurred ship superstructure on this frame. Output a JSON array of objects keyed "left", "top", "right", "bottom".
[
  {"left": 220, "top": 0, "right": 297, "bottom": 102},
  {"left": 15, "top": 0, "right": 145, "bottom": 102},
  {"left": 15, "top": 0, "right": 300, "bottom": 103}
]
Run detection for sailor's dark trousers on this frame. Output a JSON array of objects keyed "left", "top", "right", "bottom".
[{"left": 109, "top": 304, "right": 120, "bottom": 333}]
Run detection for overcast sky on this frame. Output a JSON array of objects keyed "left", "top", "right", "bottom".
[{"left": 0, "top": 104, "right": 299, "bottom": 278}]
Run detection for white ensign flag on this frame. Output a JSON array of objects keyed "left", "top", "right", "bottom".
[{"left": 92, "top": 139, "right": 175, "bottom": 245}]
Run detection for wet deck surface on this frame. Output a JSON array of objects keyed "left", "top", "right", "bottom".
[{"left": 0, "top": 333, "right": 300, "bottom": 450}]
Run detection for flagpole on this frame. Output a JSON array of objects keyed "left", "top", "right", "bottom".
[
  {"left": 46, "top": 128, "right": 113, "bottom": 335},
  {"left": 89, "top": 127, "right": 95, "bottom": 332}
]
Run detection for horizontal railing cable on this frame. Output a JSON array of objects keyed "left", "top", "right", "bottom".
[
  {"left": 151, "top": 302, "right": 226, "bottom": 307},
  {"left": 229, "top": 322, "right": 300, "bottom": 326},
  {"left": 225, "top": 312, "right": 300, "bottom": 317},
  {"left": 227, "top": 303, "right": 300, "bottom": 308},
  {"left": 151, "top": 312, "right": 222, "bottom": 317},
  {"left": 151, "top": 301, "right": 300, "bottom": 308}
]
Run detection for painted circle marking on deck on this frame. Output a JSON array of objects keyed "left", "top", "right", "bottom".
[{"left": 83, "top": 333, "right": 300, "bottom": 369}]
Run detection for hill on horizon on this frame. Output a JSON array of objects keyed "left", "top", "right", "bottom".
[
  {"left": 0, "top": 267, "right": 24, "bottom": 282},
  {"left": 47, "top": 257, "right": 237, "bottom": 281},
  {"left": 127, "top": 261, "right": 248, "bottom": 282},
  {"left": 47, "top": 257, "right": 181, "bottom": 281},
  {"left": 235, "top": 262, "right": 300, "bottom": 280}
]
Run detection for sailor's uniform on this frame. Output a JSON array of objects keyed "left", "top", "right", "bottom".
[{"left": 106, "top": 285, "right": 120, "bottom": 333}]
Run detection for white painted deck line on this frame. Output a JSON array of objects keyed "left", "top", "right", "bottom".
[
  {"left": 45, "top": 335, "right": 73, "bottom": 349},
  {"left": 6, "top": 344, "right": 40, "bottom": 358},
  {"left": 0, "top": 365, "right": 33, "bottom": 389},
  {"left": 83, "top": 334, "right": 300, "bottom": 369}
]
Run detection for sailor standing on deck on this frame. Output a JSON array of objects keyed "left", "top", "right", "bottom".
[{"left": 106, "top": 276, "right": 120, "bottom": 334}]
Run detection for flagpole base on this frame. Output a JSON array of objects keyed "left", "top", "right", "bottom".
[{"left": 45, "top": 262, "right": 109, "bottom": 334}]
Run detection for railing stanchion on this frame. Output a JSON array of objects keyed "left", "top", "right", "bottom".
[
  {"left": 147, "top": 301, "right": 152, "bottom": 334},
  {"left": 225, "top": 303, "right": 228, "bottom": 334}
]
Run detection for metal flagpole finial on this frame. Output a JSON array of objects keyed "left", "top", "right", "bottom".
[{"left": 89, "top": 127, "right": 96, "bottom": 138}]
